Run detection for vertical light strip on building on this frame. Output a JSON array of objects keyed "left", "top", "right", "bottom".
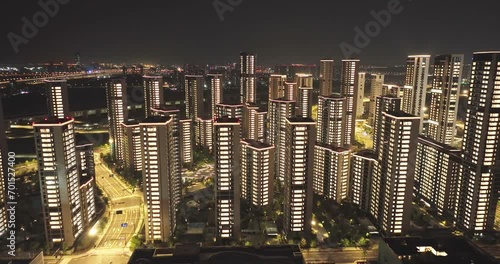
[{"left": 106, "top": 78, "right": 128, "bottom": 162}]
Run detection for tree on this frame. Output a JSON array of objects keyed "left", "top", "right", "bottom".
[{"left": 355, "top": 237, "right": 372, "bottom": 260}]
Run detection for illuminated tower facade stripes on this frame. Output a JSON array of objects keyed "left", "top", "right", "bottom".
[
  {"left": 143, "top": 76, "right": 164, "bottom": 118},
  {"left": 350, "top": 150, "right": 377, "bottom": 212},
  {"left": 427, "top": 54, "right": 464, "bottom": 144},
  {"left": 34, "top": 117, "right": 83, "bottom": 246},
  {"left": 241, "top": 140, "right": 275, "bottom": 207},
  {"left": 150, "top": 106, "right": 182, "bottom": 204},
  {"left": 368, "top": 74, "right": 385, "bottom": 125},
  {"left": 268, "top": 99, "right": 296, "bottom": 182},
  {"left": 283, "top": 117, "right": 315, "bottom": 236},
  {"left": 297, "top": 86, "right": 313, "bottom": 119},
  {"left": 313, "top": 143, "right": 351, "bottom": 202},
  {"left": 356, "top": 72, "right": 366, "bottom": 118},
  {"left": 179, "top": 119, "right": 194, "bottom": 167},
  {"left": 240, "top": 52, "right": 256, "bottom": 104},
  {"left": 184, "top": 75, "right": 204, "bottom": 119},
  {"left": 414, "top": 136, "right": 461, "bottom": 216},
  {"left": 121, "top": 120, "right": 142, "bottom": 172},
  {"left": 402, "top": 55, "right": 431, "bottom": 132},
  {"left": 455, "top": 51, "right": 500, "bottom": 234},
  {"left": 340, "top": 59, "right": 360, "bottom": 147},
  {"left": 316, "top": 95, "right": 347, "bottom": 147},
  {"left": 140, "top": 116, "right": 179, "bottom": 242},
  {"left": 196, "top": 117, "right": 214, "bottom": 151},
  {"left": 209, "top": 74, "right": 224, "bottom": 118},
  {"left": 214, "top": 117, "right": 241, "bottom": 240},
  {"left": 320, "top": 59, "right": 335, "bottom": 96},
  {"left": 373, "top": 96, "right": 402, "bottom": 155},
  {"left": 370, "top": 111, "right": 420, "bottom": 237},
  {"left": 106, "top": 78, "right": 128, "bottom": 162},
  {"left": 269, "top": 74, "right": 287, "bottom": 100},
  {"left": 285, "top": 81, "right": 297, "bottom": 101},
  {"left": 46, "top": 80, "right": 70, "bottom": 119}
]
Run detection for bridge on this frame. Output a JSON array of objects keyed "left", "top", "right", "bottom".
[{"left": 0, "top": 69, "right": 123, "bottom": 86}]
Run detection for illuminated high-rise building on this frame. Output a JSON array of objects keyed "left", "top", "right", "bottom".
[
  {"left": 106, "top": 78, "right": 128, "bottom": 162},
  {"left": 340, "top": 59, "right": 360, "bottom": 147},
  {"left": 75, "top": 144, "right": 96, "bottom": 227},
  {"left": 243, "top": 104, "right": 266, "bottom": 142},
  {"left": 143, "top": 76, "right": 164, "bottom": 118},
  {"left": 214, "top": 117, "right": 241, "bottom": 240},
  {"left": 269, "top": 74, "right": 287, "bottom": 100},
  {"left": 427, "top": 54, "right": 464, "bottom": 144},
  {"left": 75, "top": 144, "right": 95, "bottom": 179},
  {"left": 402, "top": 55, "right": 431, "bottom": 132},
  {"left": 356, "top": 72, "right": 366, "bottom": 118},
  {"left": 268, "top": 99, "right": 296, "bottom": 182},
  {"left": 382, "top": 84, "right": 401, "bottom": 98},
  {"left": 283, "top": 117, "right": 315, "bottom": 236},
  {"left": 150, "top": 106, "right": 182, "bottom": 204},
  {"left": 179, "top": 119, "right": 194, "bottom": 167},
  {"left": 121, "top": 120, "right": 142, "bottom": 172},
  {"left": 294, "top": 74, "right": 313, "bottom": 107},
  {"left": 0, "top": 99, "right": 7, "bottom": 236},
  {"left": 313, "top": 95, "right": 350, "bottom": 202},
  {"left": 297, "top": 86, "right": 313, "bottom": 118},
  {"left": 241, "top": 140, "right": 275, "bottom": 207},
  {"left": 46, "top": 80, "right": 69, "bottom": 119},
  {"left": 414, "top": 136, "right": 461, "bottom": 217},
  {"left": 34, "top": 117, "right": 83, "bottom": 246},
  {"left": 215, "top": 103, "right": 243, "bottom": 119},
  {"left": 140, "top": 116, "right": 179, "bottom": 242},
  {"left": 313, "top": 143, "right": 351, "bottom": 202},
  {"left": 195, "top": 117, "right": 214, "bottom": 151},
  {"left": 350, "top": 150, "right": 377, "bottom": 212},
  {"left": 209, "top": 74, "right": 224, "bottom": 118},
  {"left": 284, "top": 81, "right": 297, "bottom": 101},
  {"left": 373, "top": 96, "right": 402, "bottom": 155},
  {"left": 370, "top": 111, "right": 420, "bottom": 237},
  {"left": 319, "top": 59, "right": 335, "bottom": 96},
  {"left": 185, "top": 75, "right": 204, "bottom": 119},
  {"left": 316, "top": 95, "right": 347, "bottom": 147},
  {"left": 455, "top": 51, "right": 500, "bottom": 234},
  {"left": 368, "top": 74, "right": 385, "bottom": 125},
  {"left": 240, "top": 52, "right": 256, "bottom": 104}
]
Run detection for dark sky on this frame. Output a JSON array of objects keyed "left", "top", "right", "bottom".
[{"left": 0, "top": 0, "right": 499, "bottom": 66}]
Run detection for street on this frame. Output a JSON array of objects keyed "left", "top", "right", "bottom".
[
  {"left": 93, "top": 153, "right": 143, "bottom": 249},
  {"left": 302, "top": 248, "right": 378, "bottom": 264}
]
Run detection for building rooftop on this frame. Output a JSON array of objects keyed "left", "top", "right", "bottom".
[
  {"left": 382, "top": 236, "right": 497, "bottom": 264},
  {"left": 270, "top": 98, "right": 295, "bottom": 102},
  {"left": 128, "top": 244, "right": 304, "bottom": 264},
  {"left": 417, "top": 136, "right": 461, "bottom": 154},
  {"left": 123, "top": 119, "right": 140, "bottom": 126},
  {"left": 315, "top": 142, "right": 350, "bottom": 153},
  {"left": 215, "top": 116, "right": 240, "bottom": 123},
  {"left": 34, "top": 116, "right": 73, "bottom": 125},
  {"left": 151, "top": 105, "right": 180, "bottom": 112},
  {"left": 319, "top": 94, "right": 345, "bottom": 99},
  {"left": 242, "top": 139, "right": 274, "bottom": 149},
  {"left": 385, "top": 110, "right": 419, "bottom": 119},
  {"left": 354, "top": 149, "right": 377, "bottom": 159},
  {"left": 287, "top": 117, "right": 315, "bottom": 123},
  {"left": 141, "top": 116, "right": 171, "bottom": 124}
]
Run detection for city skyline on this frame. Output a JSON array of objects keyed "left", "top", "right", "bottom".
[
  {"left": 1, "top": 1, "right": 500, "bottom": 65},
  {"left": 2, "top": 1, "right": 500, "bottom": 261}
]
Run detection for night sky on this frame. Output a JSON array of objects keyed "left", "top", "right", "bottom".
[{"left": 0, "top": 0, "right": 499, "bottom": 66}]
